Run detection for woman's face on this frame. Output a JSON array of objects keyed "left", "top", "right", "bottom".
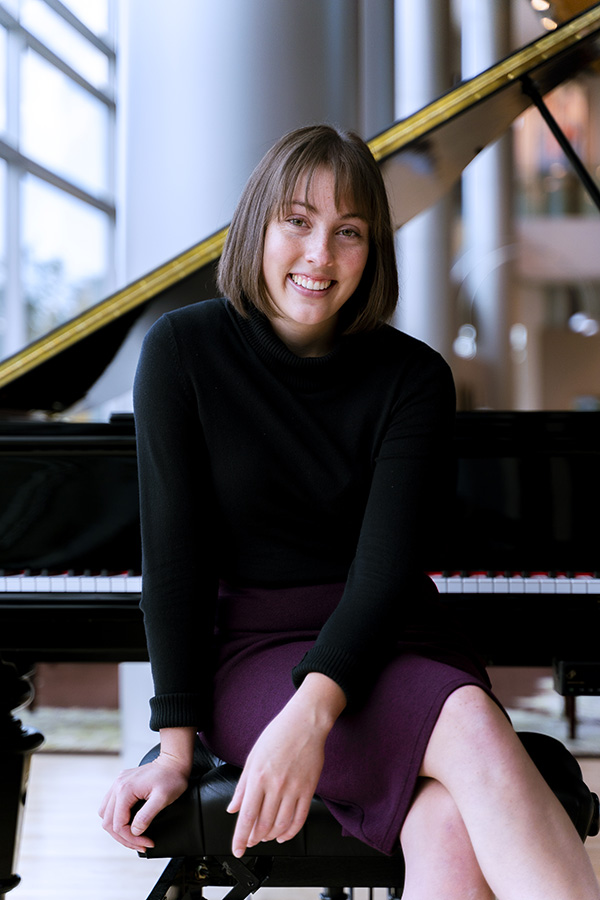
[{"left": 261, "top": 166, "right": 370, "bottom": 357}]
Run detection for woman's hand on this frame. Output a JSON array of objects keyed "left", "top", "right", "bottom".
[
  {"left": 99, "top": 755, "right": 189, "bottom": 852},
  {"left": 227, "top": 673, "right": 346, "bottom": 858},
  {"left": 99, "top": 726, "right": 196, "bottom": 852}
]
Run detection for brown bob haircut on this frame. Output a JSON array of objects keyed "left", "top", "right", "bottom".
[{"left": 217, "top": 124, "right": 398, "bottom": 334}]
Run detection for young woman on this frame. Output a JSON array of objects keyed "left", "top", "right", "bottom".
[{"left": 100, "top": 125, "right": 600, "bottom": 900}]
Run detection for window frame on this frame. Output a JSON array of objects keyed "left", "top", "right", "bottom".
[{"left": 0, "top": 0, "right": 116, "bottom": 357}]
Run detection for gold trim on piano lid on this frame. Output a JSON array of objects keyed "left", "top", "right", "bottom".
[
  {"left": 0, "top": 225, "right": 228, "bottom": 390},
  {"left": 368, "top": 3, "right": 600, "bottom": 163}
]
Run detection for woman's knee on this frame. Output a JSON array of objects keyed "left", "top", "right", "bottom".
[{"left": 421, "top": 684, "right": 515, "bottom": 780}]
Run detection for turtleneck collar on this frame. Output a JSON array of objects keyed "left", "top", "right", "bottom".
[{"left": 229, "top": 302, "right": 349, "bottom": 392}]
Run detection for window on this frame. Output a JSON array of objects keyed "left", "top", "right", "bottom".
[
  {"left": 21, "top": 174, "right": 110, "bottom": 340},
  {"left": 20, "top": 0, "right": 110, "bottom": 90},
  {"left": 0, "top": 0, "right": 115, "bottom": 359},
  {"left": 21, "top": 48, "right": 109, "bottom": 195}
]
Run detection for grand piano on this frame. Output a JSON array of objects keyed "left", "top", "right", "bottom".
[{"left": 1, "top": 4, "right": 600, "bottom": 680}]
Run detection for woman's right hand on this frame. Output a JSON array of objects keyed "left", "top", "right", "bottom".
[{"left": 99, "top": 754, "right": 190, "bottom": 852}]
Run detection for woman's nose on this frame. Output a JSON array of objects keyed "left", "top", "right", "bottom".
[{"left": 305, "top": 229, "right": 333, "bottom": 266}]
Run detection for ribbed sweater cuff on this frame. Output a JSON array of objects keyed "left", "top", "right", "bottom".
[
  {"left": 148, "top": 693, "right": 206, "bottom": 732},
  {"left": 291, "top": 645, "right": 363, "bottom": 709}
]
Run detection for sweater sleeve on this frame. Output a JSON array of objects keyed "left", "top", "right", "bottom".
[
  {"left": 134, "top": 315, "right": 219, "bottom": 731},
  {"left": 291, "top": 346, "right": 456, "bottom": 708}
]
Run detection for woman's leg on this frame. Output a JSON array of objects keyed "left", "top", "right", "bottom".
[
  {"left": 400, "top": 776, "right": 494, "bottom": 900},
  {"left": 420, "top": 685, "right": 600, "bottom": 900}
]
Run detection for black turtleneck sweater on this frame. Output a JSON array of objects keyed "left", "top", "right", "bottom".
[{"left": 133, "top": 298, "right": 456, "bottom": 731}]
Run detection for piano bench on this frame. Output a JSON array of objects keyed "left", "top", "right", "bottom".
[{"left": 138, "top": 731, "right": 600, "bottom": 900}]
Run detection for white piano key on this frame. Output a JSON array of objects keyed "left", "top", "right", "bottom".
[
  {"left": 462, "top": 576, "right": 480, "bottom": 593},
  {"left": 474, "top": 575, "right": 495, "bottom": 593},
  {"left": 5, "top": 575, "right": 23, "bottom": 592},
  {"left": 107, "top": 575, "right": 127, "bottom": 592},
  {"left": 446, "top": 576, "right": 464, "bottom": 593},
  {"left": 492, "top": 575, "right": 509, "bottom": 593},
  {"left": 94, "top": 575, "right": 113, "bottom": 592},
  {"left": 65, "top": 575, "right": 82, "bottom": 592},
  {"left": 584, "top": 579, "right": 599, "bottom": 593},
  {"left": 524, "top": 578, "right": 541, "bottom": 593},
  {"left": 125, "top": 575, "right": 142, "bottom": 593},
  {"left": 508, "top": 576, "right": 525, "bottom": 593},
  {"left": 429, "top": 574, "right": 445, "bottom": 592},
  {"left": 19, "top": 575, "right": 38, "bottom": 592},
  {"left": 78, "top": 575, "right": 98, "bottom": 592},
  {"left": 572, "top": 576, "right": 590, "bottom": 594},
  {"left": 49, "top": 575, "right": 68, "bottom": 592}
]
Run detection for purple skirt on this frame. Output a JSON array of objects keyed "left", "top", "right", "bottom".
[{"left": 202, "top": 581, "right": 501, "bottom": 856}]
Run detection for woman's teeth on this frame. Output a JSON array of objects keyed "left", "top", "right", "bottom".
[{"left": 290, "top": 274, "right": 332, "bottom": 291}]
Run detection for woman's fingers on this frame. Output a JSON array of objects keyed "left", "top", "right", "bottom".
[
  {"left": 100, "top": 779, "right": 155, "bottom": 851},
  {"left": 99, "top": 760, "right": 189, "bottom": 852},
  {"left": 231, "top": 782, "right": 272, "bottom": 857},
  {"left": 274, "top": 794, "right": 312, "bottom": 844},
  {"left": 229, "top": 772, "right": 315, "bottom": 856},
  {"left": 259, "top": 794, "right": 301, "bottom": 844}
]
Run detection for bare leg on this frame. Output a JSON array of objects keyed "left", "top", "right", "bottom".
[
  {"left": 420, "top": 685, "right": 600, "bottom": 900},
  {"left": 400, "top": 776, "right": 494, "bottom": 900}
]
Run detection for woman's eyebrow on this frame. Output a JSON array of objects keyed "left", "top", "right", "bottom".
[{"left": 289, "top": 199, "right": 367, "bottom": 220}]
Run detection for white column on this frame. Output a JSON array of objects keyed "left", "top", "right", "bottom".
[
  {"left": 393, "top": 0, "right": 453, "bottom": 359},
  {"left": 460, "top": 0, "right": 514, "bottom": 408},
  {"left": 359, "top": 0, "right": 395, "bottom": 139}
]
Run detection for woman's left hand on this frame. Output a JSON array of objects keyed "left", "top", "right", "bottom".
[{"left": 227, "top": 672, "right": 346, "bottom": 857}]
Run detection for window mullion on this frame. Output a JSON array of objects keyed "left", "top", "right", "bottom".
[
  {"left": 5, "top": 12, "right": 21, "bottom": 144},
  {"left": 42, "top": 0, "right": 115, "bottom": 59}
]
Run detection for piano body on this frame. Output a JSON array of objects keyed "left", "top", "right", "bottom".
[{"left": 1, "top": 5, "right": 600, "bottom": 678}]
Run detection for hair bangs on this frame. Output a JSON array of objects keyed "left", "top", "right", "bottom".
[{"left": 273, "top": 143, "right": 374, "bottom": 226}]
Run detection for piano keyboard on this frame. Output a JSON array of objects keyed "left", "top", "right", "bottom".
[
  {"left": 1, "top": 571, "right": 598, "bottom": 596},
  {"left": 0, "top": 572, "right": 600, "bottom": 595},
  {"left": 0, "top": 571, "right": 142, "bottom": 594},
  {"left": 430, "top": 572, "right": 600, "bottom": 595}
]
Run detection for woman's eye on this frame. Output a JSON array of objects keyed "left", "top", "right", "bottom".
[
  {"left": 339, "top": 227, "right": 360, "bottom": 238},
  {"left": 287, "top": 216, "right": 306, "bottom": 227}
]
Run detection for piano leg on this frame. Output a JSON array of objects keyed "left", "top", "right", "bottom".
[
  {"left": 565, "top": 695, "right": 578, "bottom": 742},
  {"left": 0, "top": 660, "right": 44, "bottom": 898}
]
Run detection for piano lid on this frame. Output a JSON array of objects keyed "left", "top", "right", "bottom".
[{"left": 1, "top": 3, "right": 600, "bottom": 415}]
